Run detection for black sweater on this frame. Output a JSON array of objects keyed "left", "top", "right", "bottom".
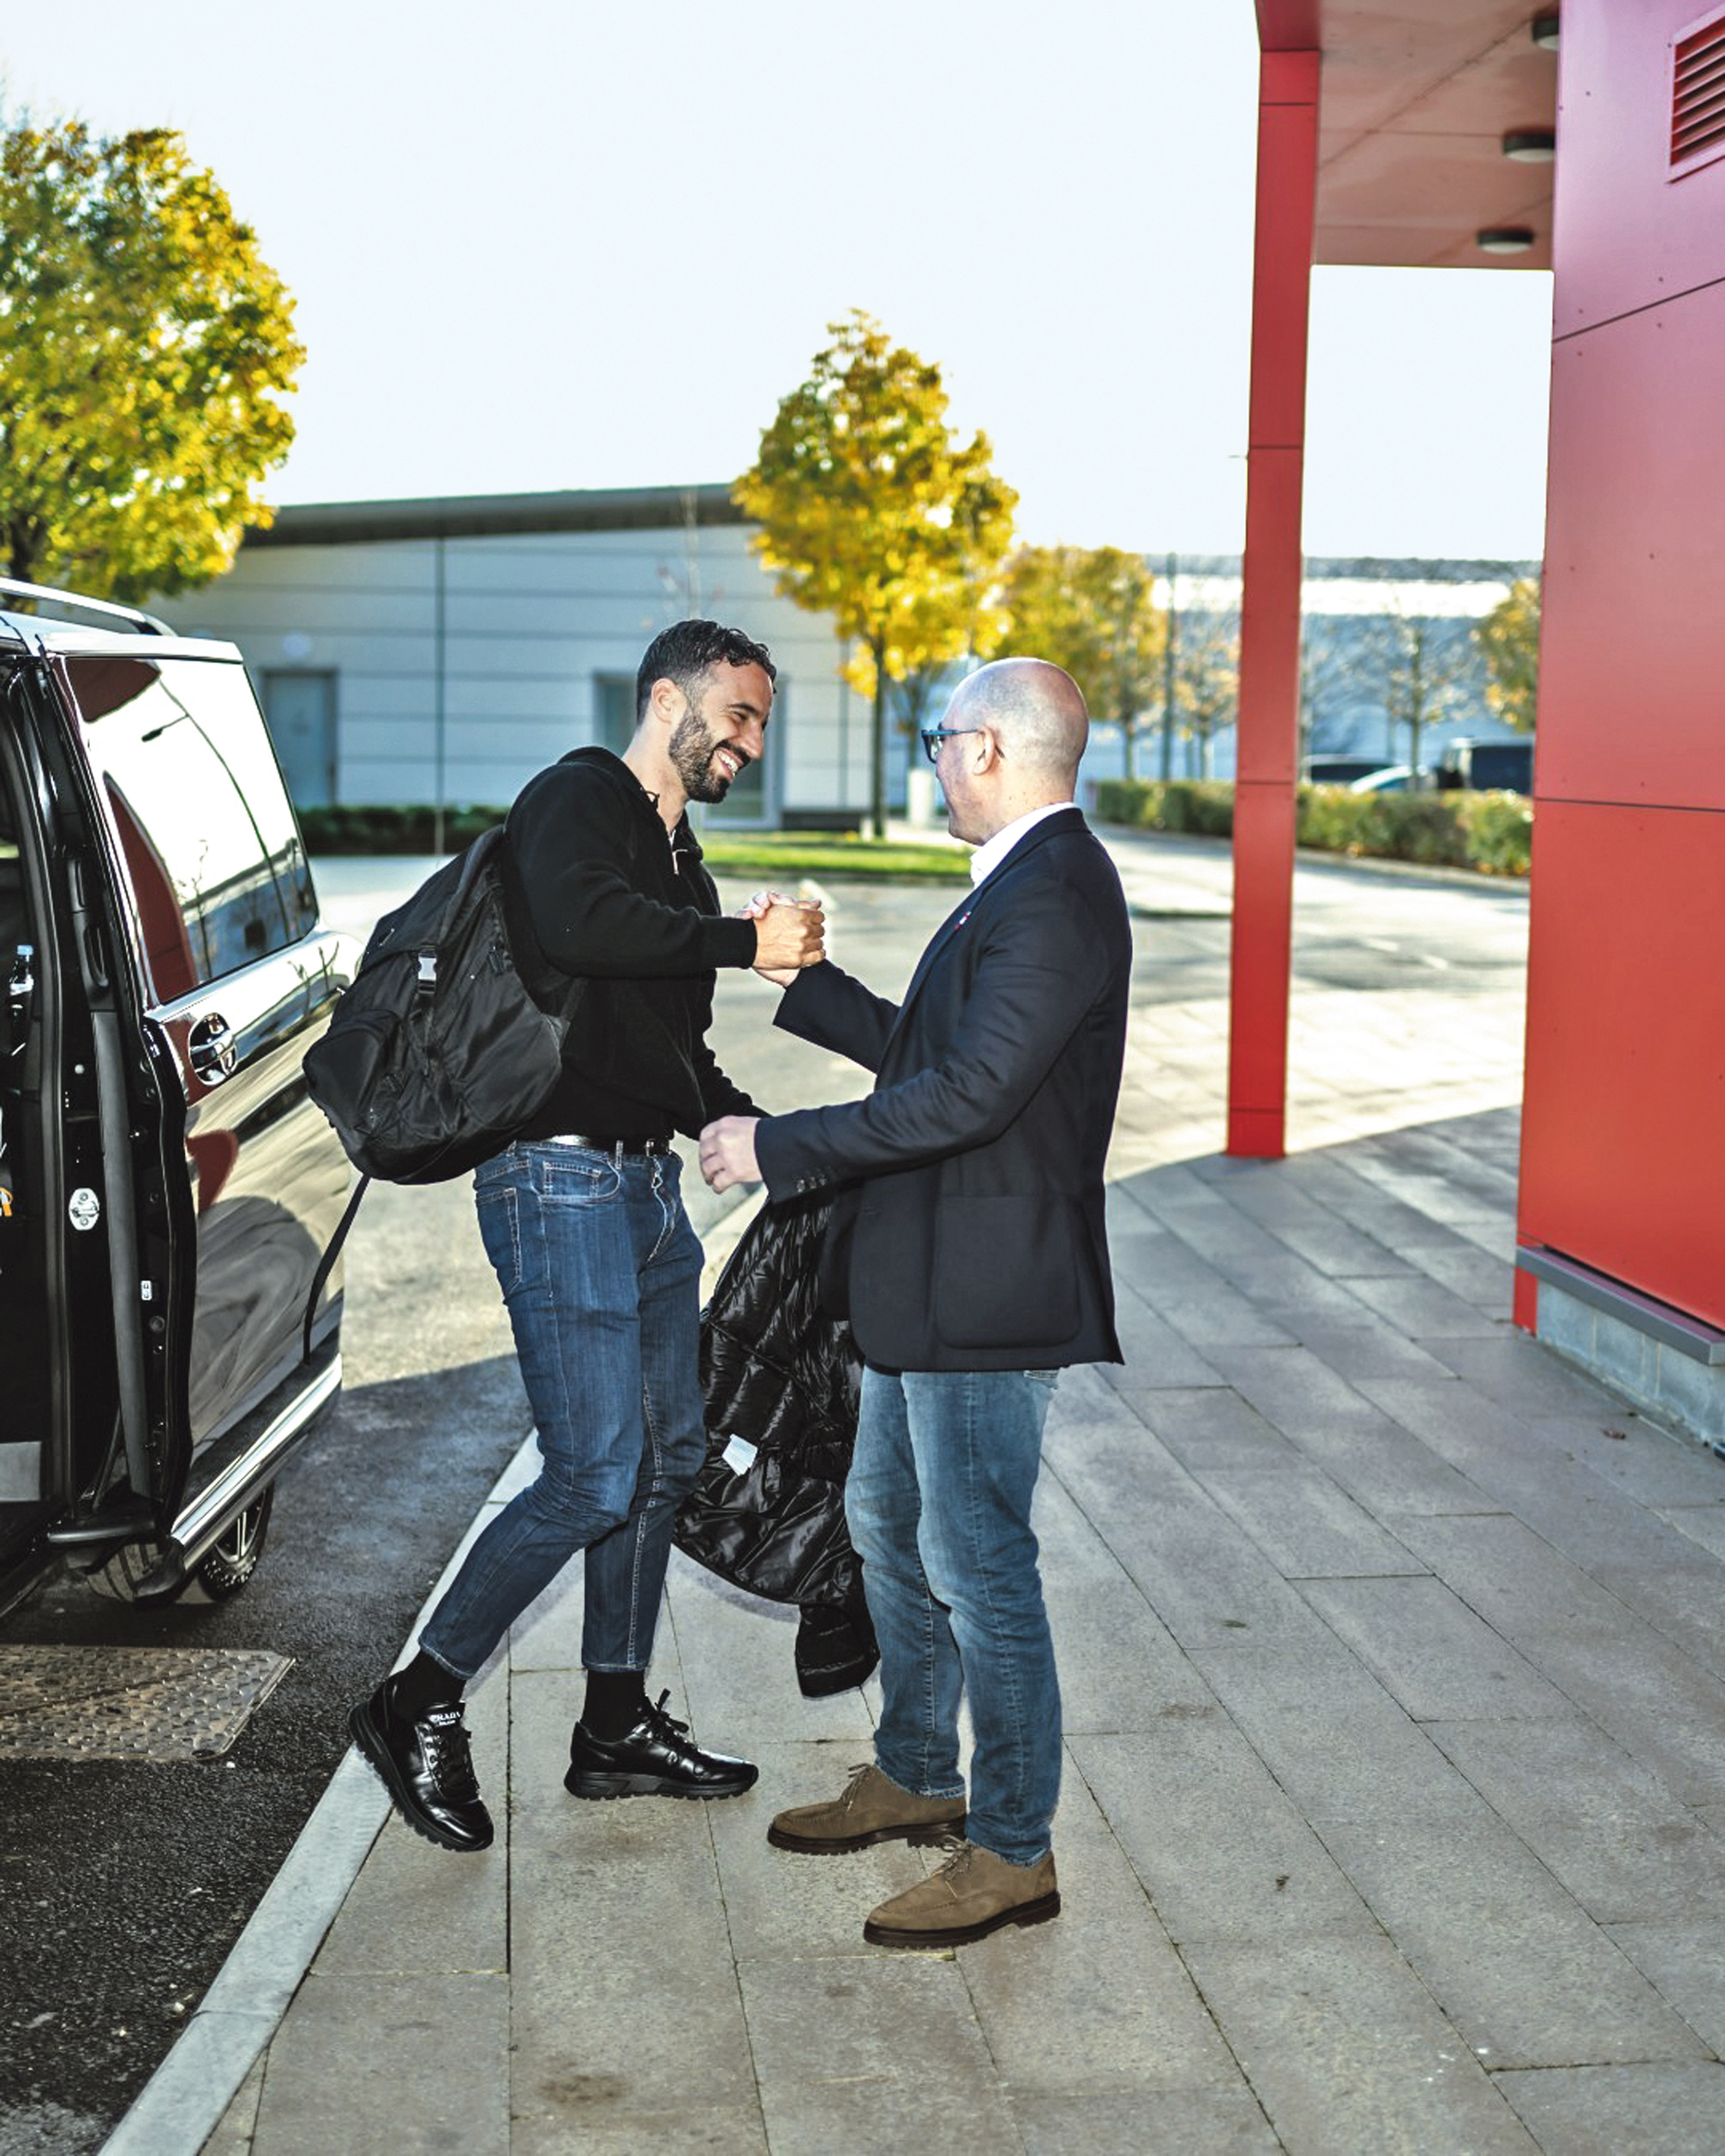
[{"left": 500, "top": 748, "right": 761, "bottom": 1141}]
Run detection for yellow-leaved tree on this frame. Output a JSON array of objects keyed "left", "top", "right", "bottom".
[
  {"left": 735, "top": 311, "right": 1016, "bottom": 836},
  {"left": 0, "top": 116, "right": 304, "bottom": 601},
  {"left": 1475, "top": 575, "right": 1542, "bottom": 733},
  {"left": 998, "top": 545, "right": 1166, "bottom": 778}
]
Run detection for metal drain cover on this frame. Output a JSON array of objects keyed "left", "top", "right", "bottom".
[{"left": 0, "top": 1646, "right": 292, "bottom": 1762}]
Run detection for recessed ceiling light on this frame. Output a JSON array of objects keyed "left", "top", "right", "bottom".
[
  {"left": 1503, "top": 129, "right": 1557, "bottom": 160},
  {"left": 1477, "top": 226, "right": 1538, "bottom": 254},
  {"left": 1531, "top": 12, "right": 1560, "bottom": 51}
]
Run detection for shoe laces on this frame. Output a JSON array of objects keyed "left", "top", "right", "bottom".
[
  {"left": 927, "top": 1833, "right": 975, "bottom": 1881},
  {"left": 838, "top": 1761, "right": 877, "bottom": 1812},
  {"left": 642, "top": 1688, "right": 691, "bottom": 1740},
  {"left": 421, "top": 1704, "right": 481, "bottom": 1800}
]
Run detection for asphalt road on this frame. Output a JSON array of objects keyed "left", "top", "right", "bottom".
[{"left": 0, "top": 837, "right": 1529, "bottom": 2153}]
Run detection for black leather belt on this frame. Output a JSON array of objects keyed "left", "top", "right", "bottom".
[{"left": 553, "top": 1133, "right": 675, "bottom": 1156}]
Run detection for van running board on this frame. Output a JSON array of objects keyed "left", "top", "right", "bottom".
[
  {"left": 44, "top": 1498, "right": 159, "bottom": 1549},
  {"left": 126, "top": 1352, "right": 343, "bottom": 1603}
]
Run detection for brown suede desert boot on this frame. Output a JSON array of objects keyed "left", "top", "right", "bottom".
[
  {"left": 768, "top": 1763, "right": 966, "bottom": 1853},
  {"left": 864, "top": 1839, "right": 1060, "bottom": 1948}
]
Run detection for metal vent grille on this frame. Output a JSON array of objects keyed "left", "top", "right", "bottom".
[{"left": 1672, "top": 13, "right": 1725, "bottom": 174}]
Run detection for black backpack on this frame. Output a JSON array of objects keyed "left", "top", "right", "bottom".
[
  {"left": 303, "top": 826, "right": 583, "bottom": 1186},
  {"left": 298, "top": 828, "right": 583, "bottom": 1350}
]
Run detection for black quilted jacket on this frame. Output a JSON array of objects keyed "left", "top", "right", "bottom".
[{"left": 675, "top": 1195, "right": 877, "bottom": 1694}]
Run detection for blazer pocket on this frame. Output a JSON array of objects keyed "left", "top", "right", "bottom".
[{"left": 933, "top": 1195, "right": 1081, "bottom": 1350}]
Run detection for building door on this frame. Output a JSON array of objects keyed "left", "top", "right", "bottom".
[
  {"left": 261, "top": 672, "right": 338, "bottom": 809},
  {"left": 595, "top": 675, "right": 637, "bottom": 756}
]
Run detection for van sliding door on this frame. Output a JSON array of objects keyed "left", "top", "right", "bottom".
[{"left": 0, "top": 664, "right": 178, "bottom": 1536}]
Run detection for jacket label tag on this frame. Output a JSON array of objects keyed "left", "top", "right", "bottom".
[{"left": 722, "top": 1434, "right": 758, "bottom": 1474}]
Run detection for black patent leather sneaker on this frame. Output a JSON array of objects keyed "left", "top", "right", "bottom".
[
  {"left": 350, "top": 1677, "right": 494, "bottom": 1853},
  {"left": 565, "top": 1689, "right": 759, "bottom": 1800}
]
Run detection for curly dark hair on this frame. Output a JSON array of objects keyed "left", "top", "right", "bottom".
[{"left": 635, "top": 620, "right": 776, "bottom": 724}]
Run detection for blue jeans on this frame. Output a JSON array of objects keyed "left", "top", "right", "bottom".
[
  {"left": 420, "top": 1141, "right": 706, "bottom": 1681},
  {"left": 846, "top": 1365, "right": 1061, "bottom": 1867}
]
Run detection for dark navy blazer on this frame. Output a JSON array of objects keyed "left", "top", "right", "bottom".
[{"left": 753, "top": 808, "right": 1133, "bottom": 1373}]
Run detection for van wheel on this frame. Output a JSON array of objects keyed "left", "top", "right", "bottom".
[
  {"left": 87, "top": 1487, "right": 274, "bottom": 1604},
  {"left": 185, "top": 1488, "right": 274, "bottom": 1602}
]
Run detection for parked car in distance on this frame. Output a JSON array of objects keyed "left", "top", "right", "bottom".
[
  {"left": 1436, "top": 737, "right": 1534, "bottom": 793},
  {"left": 1347, "top": 765, "right": 1431, "bottom": 794},
  {"left": 0, "top": 578, "right": 357, "bottom": 1616},
  {"left": 1303, "top": 756, "right": 1387, "bottom": 786}
]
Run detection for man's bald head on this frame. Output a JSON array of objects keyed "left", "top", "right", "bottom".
[{"left": 948, "top": 658, "right": 1088, "bottom": 791}]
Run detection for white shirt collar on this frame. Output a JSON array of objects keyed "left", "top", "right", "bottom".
[{"left": 968, "top": 801, "right": 1076, "bottom": 887}]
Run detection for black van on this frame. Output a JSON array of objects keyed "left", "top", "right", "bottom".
[{"left": 0, "top": 579, "right": 356, "bottom": 1614}]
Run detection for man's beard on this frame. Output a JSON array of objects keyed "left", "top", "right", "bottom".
[{"left": 669, "top": 708, "right": 746, "bottom": 803}]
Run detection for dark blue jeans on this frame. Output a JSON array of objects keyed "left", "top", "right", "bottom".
[
  {"left": 420, "top": 1141, "right": 706, "bottom": 1681},
  {"left": 845, "top": 1365, "right": 1062, "bottom": 1866}
]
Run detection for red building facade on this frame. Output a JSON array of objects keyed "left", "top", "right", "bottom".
[{"left": 1240, "top": 1, "right": 1725, "bottom": 1443}]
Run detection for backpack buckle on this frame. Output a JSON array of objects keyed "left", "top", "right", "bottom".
[{"left": 416, "top": 952, "right": 437, "bottom": 990}]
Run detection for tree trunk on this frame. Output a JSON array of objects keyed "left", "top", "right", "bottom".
[
  {"left": 869, "top": 640, "right": 889, "bottom": 840},
  {"left": 6, "top": 521, "right": 39, "bottom": 585}
]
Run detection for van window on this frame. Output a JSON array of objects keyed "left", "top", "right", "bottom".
[{"left": 66, "top": 657, "right": 318, "bottom": 1002}]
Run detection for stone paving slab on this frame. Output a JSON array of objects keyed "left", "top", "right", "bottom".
[
  {"left": 1069, "top": 1718, "right": 1382, "bottom": 1947},
  {"left": 743, "top": 1953, "right": 1021, "bottom": 2151},
  {"left": 1659, "top": 1504, "right": 1725, "bottom": 1561},
  {"left": 1180, "top": 1934, "right": 1540, "bottom": 2156},
  {"left": 1183, "top": 1462, "right": 1429, "bottom": 1579},
  {"left": 1310, "top": 1815, "right": 1709, "bottom": 2069},
  {"left": 1295, "top": 1575, "right": 1572, "bottom": 1722},
  {"left": 1493, "top": 2062, "right": 1725, "bottom": 2153},
  {"left": 1606, "top": 1919, "right": 1725, "bottom": 2055},
  {"left": 1215, "top": 1696, "right": 1491, "bottom": 1824},
  {"left": 1009, "top": 2083, "right": 1280, "bottom": 2156},
  {"left": 1423, "top": 1716, "right": 1725, "bottom": 1923},
  {"left": 251, "top": 1972, "right": 509, "bottom": 2155}
]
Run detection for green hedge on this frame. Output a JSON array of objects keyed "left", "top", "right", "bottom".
[
  {"left": 295, "top": 806, "right": 969, "bottom": 883},
  {"left": 1093, "top": 780, "right": 1533, "bottom": 878}
]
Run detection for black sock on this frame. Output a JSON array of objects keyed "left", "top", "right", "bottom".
[
  {"left": 391, "top": 1650, "right": 464, "bottom": 1720},
  {"left": 582, "top": 1668, "right": 648, "bottom": 1739}
]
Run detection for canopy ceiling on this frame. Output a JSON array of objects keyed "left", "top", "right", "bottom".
[{"left": 1256, "top": 2, "right": 1559, "bottom": 268}]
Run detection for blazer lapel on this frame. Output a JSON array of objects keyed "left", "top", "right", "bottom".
[
  {"left": 889, "top": 808, "right": 1088, "bottom": 1035},
  {"left": 895, "top": 886, "right": 981, "bottom": 1015}
]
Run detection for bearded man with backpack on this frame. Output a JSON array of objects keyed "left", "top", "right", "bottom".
[{"left": 350, "top": 620, "right": 824, "bottom": 1852}]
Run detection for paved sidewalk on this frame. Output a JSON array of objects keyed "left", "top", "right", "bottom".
[{"left": 116, "top": 835, "right": 1725, "bottom": 2152}]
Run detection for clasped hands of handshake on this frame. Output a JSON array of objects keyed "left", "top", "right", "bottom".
[{"left": 698, "top": 888, "right": 822, "bottom": 1194}]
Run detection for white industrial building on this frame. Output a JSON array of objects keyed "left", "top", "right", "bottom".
[{"left": 153, "top": 484, "right": 871, "bottom": 830}]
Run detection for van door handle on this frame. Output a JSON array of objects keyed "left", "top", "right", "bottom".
[{"left": 187, "top": 1013, "right": 237, "bottom": 1085}]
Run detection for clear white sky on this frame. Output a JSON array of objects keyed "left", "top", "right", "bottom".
[{"left": 10, "top": 1, "right": 1554, "bottom": 560}]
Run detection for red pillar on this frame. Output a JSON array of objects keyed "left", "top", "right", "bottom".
[{"left": 1227, "top": 46, "right": 1319, "bottom": 1159}]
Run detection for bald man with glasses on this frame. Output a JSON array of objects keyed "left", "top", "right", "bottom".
[{"left": 699, "top": 656, "right": 1132, "bottom": 1950}]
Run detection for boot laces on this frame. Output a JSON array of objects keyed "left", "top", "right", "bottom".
[
  {"left": 643, "top": 1689, "right": 692, "bottom": 1740},
  {"left": 421, "top": 1706, "right": 481, "bottom": 1800},
  {"left": 928, "top": 1832, "right": 975, "bottom": 1880}
]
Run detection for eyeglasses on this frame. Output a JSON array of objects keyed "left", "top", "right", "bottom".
[{"left": 919, "top": 726, "right": 983, "bottom": 765}]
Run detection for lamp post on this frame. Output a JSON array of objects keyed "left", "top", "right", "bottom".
[
  {"left": 433, "top": 535, "right": 447, "bottom": 856},
  {"left": 1159, "top": 551, "right": 1178, "bottom": 782}
]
